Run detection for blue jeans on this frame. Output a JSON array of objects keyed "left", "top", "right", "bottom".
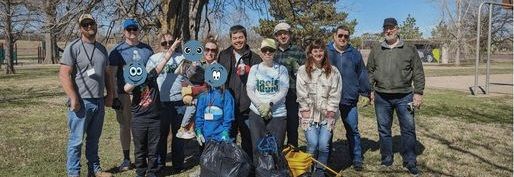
[
  {"left": 66, "top": 98, "right": 105, "bottom": 176},
  {"left": 374, "top": 92, "right": 417, "bottom": 165},
  {"left": 339, "top": 105, "right": 363, "bottom": 164},
  {"left": 304, "top": 122, "right": 332, "bottom": 171}
]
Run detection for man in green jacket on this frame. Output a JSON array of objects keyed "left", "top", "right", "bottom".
[{"left": 367, "top": 17, "right": 425, "bottom": 177}]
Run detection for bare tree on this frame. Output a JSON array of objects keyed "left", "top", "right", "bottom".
[
  {"left": 432, "top": 0, "right": 513, "bottom": 65},
  {"left": 0, "top": 0, "right": 38, "bottom": 74},
  {"left": 28, "top": 0, "right": 101, "bottom": 64}
]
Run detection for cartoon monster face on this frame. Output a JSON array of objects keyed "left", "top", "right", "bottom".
[
  {"left": 123, "top": 60, "right": 147, "bottom": 86},
  {"left": 204, "top": 63, "right": 227, "bottom": 87},
  {"left": 183, "top": 40, "right": 203, "bottom": 62}
]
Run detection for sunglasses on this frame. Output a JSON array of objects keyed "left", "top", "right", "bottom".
[
  {"left": 125, "top": 27, "right": 139, "bottom": 32},
  {"left": 261, "top": 47, "right": 276, "bottom": 54},
  {"left": 80, "top": 21, "right": 96, "bottom": 28},
  {"left": 205, "top": 48, "right": 217, "bottom": 53},
  {"left": 337, "top": 34, "right": 350, "bottom": 39},
  {"left": 160, "top": 40, "right": 174, "bottom": 46}
]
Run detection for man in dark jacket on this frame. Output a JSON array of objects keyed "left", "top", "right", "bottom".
[
  {"left": 273, "top": 22, "right": 305, "bottom": 147},
  {"left": 327, "top": 25, "right": 370, "bottom": 171},
  {"left": 367, "top": 18, "right": 425, "bottom": 176},
  {"left": 218, "top": 25, "right": 262, "bottom": 159}
]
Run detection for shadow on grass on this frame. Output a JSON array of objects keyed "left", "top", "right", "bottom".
[
  {"left": 0, "top": 87, "right": 63, "bottom": 108},
  {"left": 105, "top": 139, "right": 201, "bottom": 176},
  {"left": 418, "top": 123, "right": 513, "bottom": 173},
  {"left": 0, "top": 67, "right": 58, "bottom": 81},
  {"left": 328, "top": 136, "right": 425, "bottom": 172}
]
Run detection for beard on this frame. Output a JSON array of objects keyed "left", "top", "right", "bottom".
[
  {"left": 385, "top": 33, "right": 397, "bottom": 42},
  {"left": 82, "top": 29, "right": 97, "bottom": 38}
]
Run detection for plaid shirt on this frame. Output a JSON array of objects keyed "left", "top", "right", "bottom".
[{"left": 274, "top": 44, "right": 306, "bottom": 89}]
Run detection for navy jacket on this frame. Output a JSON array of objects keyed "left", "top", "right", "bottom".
[{"left": 327, "top": 42, "right": 370, "bottom": 106}]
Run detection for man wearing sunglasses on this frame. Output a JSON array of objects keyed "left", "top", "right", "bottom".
[
  {"left": 145, "top": 32, "right": 188, "bottom": 173},
  {"left": 272, "top": 22, "right": 305, "bottom": 148},
  {"left": 367, "top": 18, "right": 425, "bottom": 176},
  {"left": 59, "top": 14, "right": 113, "bottom": 177},
  {"left": 108, "top": 18, "right": 154, "bottom": 172},
  {"left": 327, "top": 25, "right": 371, "bottom": 172}
]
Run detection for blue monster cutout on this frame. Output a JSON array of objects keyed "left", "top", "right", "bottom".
[
  {"left": 204, "top": 63, "right": 228, "bottom": 87},
  {"left": 183, "top": 40, "right": 203, "bottom": 62},
  {"left": 123, "top": 60, "right": 147, "bottom": 86}
]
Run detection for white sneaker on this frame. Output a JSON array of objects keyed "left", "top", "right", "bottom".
[
  {"left": 176, "top": 127, "right": 196, "bottom": 139},
  {"left": 118, "top": 159, "right": 131, "bottom": 172}
]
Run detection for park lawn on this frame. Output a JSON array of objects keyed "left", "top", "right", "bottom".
[{"left": 0, "top": 65, "right": 512, "bottom": 177}]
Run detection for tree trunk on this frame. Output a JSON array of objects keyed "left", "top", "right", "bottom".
[
  {"left": 5, "top": 0, "right": 15, "bottom": 74},
  {"left": 44, "top": 32, "right": 56, "bottom": 64},
  {"left": 455, "top": 0, "right": 462, "bottom": 66},
  {"left": 43, "top": 0, "right": 57, "bottom": 64},
  {"left": 188, "top": 0, "right": 207, "bottom": 40},
  {"left": 159, "top": 0, "right": 204, "bottom": 41}
]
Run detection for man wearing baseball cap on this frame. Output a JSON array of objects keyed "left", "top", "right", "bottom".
[
  {"left": 108, "top": 18, "right": 154, "bottom": 172},
  {"left": 273, "top": 22, "right": 305, "bottom": 148},
  {"left": 60, "top": 13, "right": 113, "bottom": 177},
  {"left": 367, "top": 17, "right": 425, "bottom": 176}
]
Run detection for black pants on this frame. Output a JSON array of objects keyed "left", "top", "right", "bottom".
[
  {"left": 132, "top": 117, "right": 160, "bottom": 176},
  {"left": 285, "top": 90, "right": 299, "bottom": 147},
  {"left": 230, "top": 109, "right": 253, "bottom": 160},
  {"left": 157, "top": 101, "right": 185, "bottom": 170},
  {"left": 248, "top": 111, "right": 287, "bottom": 155}
]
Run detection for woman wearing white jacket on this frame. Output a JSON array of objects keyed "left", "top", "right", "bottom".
[{"left": 296, "top": 39, "right": 342, "bottom": 176}]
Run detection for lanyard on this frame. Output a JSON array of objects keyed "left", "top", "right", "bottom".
[{"left": 81, "top": 40, "right": 96, "bottom": 66}]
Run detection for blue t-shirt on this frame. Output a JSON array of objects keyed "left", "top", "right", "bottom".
[{"left": 109, "top": 42, "right": 154, "bottom": 93}]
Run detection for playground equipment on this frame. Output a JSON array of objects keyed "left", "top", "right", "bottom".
[{"left": 470, "top": 1, "right": 513, "bottom": 95}]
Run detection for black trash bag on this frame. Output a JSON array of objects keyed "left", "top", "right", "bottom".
[
  {"left": 255, "top": 133, "right": 292, "bottom": 177},
  {"left": 200, "top": 141, "right": 251, "bottom": 177}
]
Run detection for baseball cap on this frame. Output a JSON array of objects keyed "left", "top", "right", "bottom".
[
  {"left": 274, "top": 22, "right": 291, "bottom": 34},
  {"left": 383, "top": 18, "right": 398, "bottom": 27},
  {"left": 123, "top": 19, "right": 138, "bottom": 29},
  {"left": 260, "top": 38, "right": 277, "bottom": 50},
  {"left": 79, "top": 14, "right": 95, "bottom": 24}
]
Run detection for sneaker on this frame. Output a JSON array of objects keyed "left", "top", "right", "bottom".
[
  {"left": 118, "top": 159, "right": 131, "bottom": 172},
  {"left": 403, "top": 163, "right": 420, "bottom": 176},
  {"left": 176, "top": 127, "right": 196, "bottom": 139}
]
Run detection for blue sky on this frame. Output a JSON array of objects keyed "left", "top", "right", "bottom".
[
  {"left": 240, "top": 0, "right": 443, "bottom": 38},
  {"left": 339, "top": 0, "right": 442, "bottom": 38}
]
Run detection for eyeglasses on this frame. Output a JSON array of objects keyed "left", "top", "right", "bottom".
[
  {"left": 337, "top": 34, "right": 350, "bottom": 39},
  {"left": 261, "top": 47, "right": 276, "bottom": 54},
  {"left": 80, "top": 21, "right": 96, "bottom": 28},
  {"left": 205, "top": 47, "right": 217, "bottom": 53},
  {"left": 125, "top": 27, "right": 139, "bottom": 32},
  {"left": 160, "top": 40, "right": 174, "bottom": 46}
]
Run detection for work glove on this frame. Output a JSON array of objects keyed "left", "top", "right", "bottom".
[
  {"left": 195, "top": 129, "right": 205, "bottom": 146},
  {"left": 220, "top": 130, "right": 230, "bottom": 142},
  {"left": 258, "top": 103, "right": 272, "bottom": 120},
  {"left": 181, "top": 85, "right": 193, "bottom": 96},
  {"left": 183, "top": 95, "right": 193, "bottom": 105}
]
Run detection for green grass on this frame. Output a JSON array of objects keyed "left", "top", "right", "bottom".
[{"left": 0, "top": 65, "right": 512, "bottom": 177}]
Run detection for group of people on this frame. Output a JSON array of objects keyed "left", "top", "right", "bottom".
[{"left": 59, "top": 13, "right": 425, "bottom": 177}]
